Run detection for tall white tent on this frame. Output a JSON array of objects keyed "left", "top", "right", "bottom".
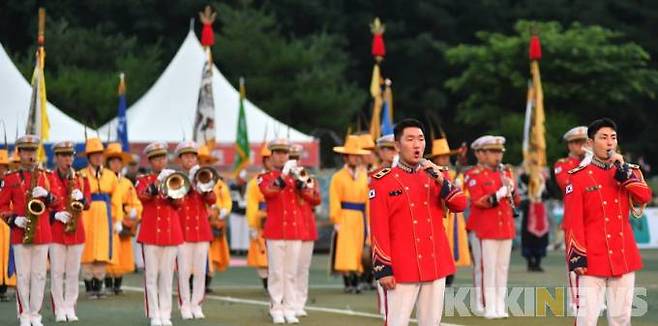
[
  {"left": 0, "top": 42, "right": 89, "bottom": 142},
  {"left": 99, "top": 30, "right": 314, "bottom": 143}
]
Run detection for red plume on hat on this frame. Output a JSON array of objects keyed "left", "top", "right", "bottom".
[
  {"left": 371, "top": 18, "right": 386, "bottom": 62},
  {"left": 199, "top": 5, "right": 217, "bottom": 47}
]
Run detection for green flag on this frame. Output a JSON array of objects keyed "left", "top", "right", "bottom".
[{"left": 233, "top": 77, "right": 250, "bottom": 175}]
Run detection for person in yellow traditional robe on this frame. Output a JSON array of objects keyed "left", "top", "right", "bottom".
[
  {"left": 0, "top": 149, "right": 16, "bottom": 302},
  {"left": 198, "top": 145, "right": 232, "bottom": 293},
  {"left": 104, "top": 143, "right": 142, "bottom": 295},
  {"left": 429, "top": 138, "right": 471, "bottom": 287},
  {"left": 245, "top": 145, "right": 271, "bottom": 290},
  {"left": 329, "top": 135, "right": 370, "bottom": 294},
  {"left": 79, "top": 138, "right": 122, "bottom": 299}
]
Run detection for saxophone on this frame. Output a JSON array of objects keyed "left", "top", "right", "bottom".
[
  {"left": 23, "top": 166, "right": 46, "bottom": 244},
  {"left": 64, "top": 168, "right": 84, "bottom": 233}
]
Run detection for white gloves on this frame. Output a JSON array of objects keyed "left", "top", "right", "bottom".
[
  {"left": 114, "top": 221, "right": 123, "bottom": 233},
  {"left": 282, "top": 160, "right": 298, "bottom": 175},
  {"left": 496, "top": 186, "right": 509, "bottom": 200},
  {"left": 197, "top": 182, "right": 214, "bottom": 193},
  {"left": 188, "top": 165, "right": 200, "bottom": 180},
  {"left": 219, "top": 208, "right": 230, "bottom": 220},
  {"left": 129, "top": 208, "right": 138, "bottom": 220},
  {"left": 249, "top": 229, "right": 259, "bottom": 239},
  {"left": 32, "top": 186, "right": 48, "bottom": 198},
  {"left": 14, "top": 216, "right": 29, "bottom": 229},
  {"left": 157, "top": 169, "right": 176, "bottom": 182},
  {"left": 55, "top": 211, "right": 72, "bottom": 224},
  {"left": 71, "top": 189, "right": 84, "bottom": 201}
]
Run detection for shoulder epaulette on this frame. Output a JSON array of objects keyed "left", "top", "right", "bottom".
[
  {"left": 628, "top": 163, "right": 640, "bottom": 169},
  {"left": 568, "top": 165, "right": 586, "bottom": 174},
  {"left": 372, "top": 168, "right": 391, "bottom": 180}
]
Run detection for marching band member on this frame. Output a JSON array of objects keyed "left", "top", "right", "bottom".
[
  {"left": 289, "top": 144, "right": 321, "bottom": 317},
  {"left": 47, "top": 141, "right": 91, "bottom": 322},
  {"left": 246, "top": 145, "right": 271, "bottom": 290},
  {"left": 258, "top": 139, "right": 305, "bottom": 324},
  {"left": 0, "top": 148, "right": 16, "bottom": 303},
  {"left": 563, "top": 118, "right": 652, "bottom": 325},
  {"left": 370, "top": 119, "right": 467, "bottom": 326},
  {"left": 0, "top": 135, "right": 58, "bottom": 326},
  {"left": 329, "top": 135, "right": 370, "bottom": 294},
  {"left": 375, "top": 134, "right": 397, "bottom": 168},
  {"left": 466, "top": 135, "right": 520, "bottom": 319},
  {"left": 175, "top": 141, "right": 215, "bottom": 320},
  {"left": 554, "top": 126, "right": 588, "bottom": 193},
  {"left": 104, "top": 143, "right": 142, "bottom": 295},
  {"left": 136, "top": 142, "right": 184, "bottom": 326},
  {"left": 79, "top": 138, "right": 121, "bottom": 299}
]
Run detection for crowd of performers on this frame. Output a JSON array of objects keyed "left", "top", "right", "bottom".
[{"left": 0, "top": 117, "right": 652, "bottom": 326}]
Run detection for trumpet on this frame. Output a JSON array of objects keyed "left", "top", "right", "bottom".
[
  {"left": 291, "top": 166, "right": 314, "bottom": 188},
  {"left": 193, "top": 166, "right": 219, "bottom": 192},
  {"left": 160, "top": 171, "right": 191, "bottom": 199},
  {"left": 24, "top": 166, "right": 46, "bottom": 244},
  {"left": 498, "top": 163, "right": 520, "bottom": 217}
]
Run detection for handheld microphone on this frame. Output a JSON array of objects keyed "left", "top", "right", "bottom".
[
  {"left": 607, "top": 149, "right": 622, "bottom": 168},
  {"left": 419, "top": 158, "right": 439, "bottom": 178}
]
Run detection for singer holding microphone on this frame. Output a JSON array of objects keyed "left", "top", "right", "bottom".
[
  {"left": 465, "top": 135, "right": 520, "bottom": 319},
  {"left": 369, "top": 119, "right": 466, "bottom": 326},
  {"left": 563, "top": 118, "right": 652, "bottom": 326}
]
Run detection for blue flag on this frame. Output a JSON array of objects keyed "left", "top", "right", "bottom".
[
  {"left": 117, "top": 73, "right": 129, "bottom": 151},
  {"left": 381, "top": 100, "right": 393, "bottom": 136}
]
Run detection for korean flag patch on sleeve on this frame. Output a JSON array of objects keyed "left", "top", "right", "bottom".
[
  {"left": 565, "top": 184, "right": 574, "bottom": 195},
  {"left": 369, "top": 189, "right": 376, "bottom": 199}
]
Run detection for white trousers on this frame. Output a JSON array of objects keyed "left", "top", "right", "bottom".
[
  {"left": 294, "top": 241, "right": 313, "bottom": 312},
  {"left": 176, "top": 241, "right": 209, "bottom": 311},
  {"left": 576, "top": 272, "right": 635, "bottom": 326},
  {"left": 143, "top": 244, "right": 178, "bottom": 320},
  {"left": 481, "top": 239, "right": 512, "bottom": 316},
  {"left": 469, "top": 232, "right": 484, "bottom": 312},
  {"left": 229, "top": 214, "right": 250, "bottom": 251},
  {"left": 385, "top": 278, "right": 446, "bottom": 326},
  {"left": 49, "top": 244, "right": 84, "bottom": 316},
  {"left": 13, "top": 244, "right": 49, "bottom": 320},
  {"left": 267, "top": 239, "right": 301, "bottom": 317}
]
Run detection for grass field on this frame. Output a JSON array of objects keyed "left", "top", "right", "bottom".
[{"left": 1, "top": 249, "right": 656, "bottom": 325}]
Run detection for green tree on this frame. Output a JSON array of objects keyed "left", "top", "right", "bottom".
[
  {"left": 444, "top": 20, "right": 658, "bottom": 163},
  {"left": 213, "top": 2, "right": 365, "bottom": 135}
]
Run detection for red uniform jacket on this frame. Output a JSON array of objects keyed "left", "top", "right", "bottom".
[
  {"left": 563, "top": 162, "right": 652, "bottom": 277},
  {"left": 0, "top": 168, "right": 59, "bottom": 245},
  {"left": 178, "top": 189, "right": 215, "bottom": 242},
  {"left": 369, "top": 166, "right": 467, "bottom": 283},
  {"left": 48, "top": 169, "right": 91, "bottom": 245},
  {"left": 554, "top": 156, "right": 580, "bottom": 193},
  {"left": 135, "top": 173, "right": 184, "bottom": 246},
  {"left": 258, "top": 170, "right": 304, "bottom": 240},
  {"left": 298, "top": 186, "right": 321, "bottom": 241},
  {"left": 465, "top": 165, "right": 520, "bottom": 240}
]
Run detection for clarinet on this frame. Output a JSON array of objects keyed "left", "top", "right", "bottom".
[{"left": 498, "top": 163, "right": 520, "bottom": 217}]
